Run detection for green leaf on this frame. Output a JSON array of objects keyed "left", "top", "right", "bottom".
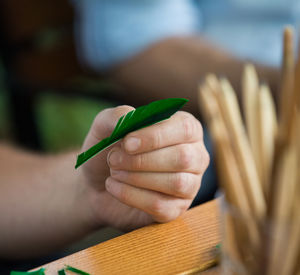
[
  {"left": 65, "top": 265, "right": 90, "bottom": 275},
  {"left": 58, "top": 269, "right": 66, "bottom": 275},
  {"left": 10, "top": 268, "right": 46, "bottom": 275},
  {"left": 75, "top": 98, "right": 188, "bottom": 168}
]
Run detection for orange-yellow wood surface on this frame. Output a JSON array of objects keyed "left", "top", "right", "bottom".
[{"left": 40, "top": 199, "right": 221, "bottom": 275}]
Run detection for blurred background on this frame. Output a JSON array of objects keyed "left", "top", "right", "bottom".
[
  {"left": 0, "top": 0, "right": 299, "bottom": 269},
  {"left": 0, "top": 1, "right": 125, "bottom": 268},
  {"left": 1, "top": 0, "right": 299, "bottom": 153},
  {"left": 0, "top": 72, "right": 115, "bottom": 152},
  {"left": 0, "top": 0, "right": 125, "bottom": 153}
]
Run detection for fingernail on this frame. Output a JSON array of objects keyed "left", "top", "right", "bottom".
[
  {"left": 108, "top": 150, "right": 122, "bottom": 166},
  {"left": 125, "top": 137, "right": 141, "bottom": 152}
]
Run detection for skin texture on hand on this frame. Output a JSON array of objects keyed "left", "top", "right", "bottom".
[
  {"left": 81, "top": 105, "right": 209, "bottom": 231},
  {"left": 0, "top": 105, "right": 209, "bottom": 259},
  {"left": 0, "top": 145, "right": 94, "bottom": 259}
]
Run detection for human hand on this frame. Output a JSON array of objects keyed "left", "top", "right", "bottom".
[{"left": 80, "top": 105, "right": 209, "bottom": 231}]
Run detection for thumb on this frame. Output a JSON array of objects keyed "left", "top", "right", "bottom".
[{"left": 82, "top": 105, "right": 135, "bottom": 151}]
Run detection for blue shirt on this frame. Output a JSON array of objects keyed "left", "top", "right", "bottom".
[
  {"left": 199, "top": 0, "right": 300, "bottom": 66},
  {"left": 72, "top": 0, "right": 300, "bottom": 70}
]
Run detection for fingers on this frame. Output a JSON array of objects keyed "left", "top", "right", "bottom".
[
  {"left": 105, "top": 177, "right": 191, "bottom": 223},
  {"left": 108, "top": 142, "right": 209, "bottom": 174},
  {"left": 122, "top": 111, "right": 203, "bottom": 154},
  {"left": 81, "top": 105, "right": 135, "bottom": 180},
  {"left": 86, "top": 106, "right": 209, "bottom": 224},
  {"left": 86, "top": 105, "right": 135, "bottom": 146},
  {"left": 110, "top": 170, "right": 202, "bottom": 199}
]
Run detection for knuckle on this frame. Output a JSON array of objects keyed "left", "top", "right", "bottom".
[
  {"left": 173, "top": 173, "right": 189, "bottom": 196},
  {"left": 151, "top": 199, "right": 170, "bottom": 221},
  {"left": 181, "top": 200, "right": 192, "bottom": 213},
  {"left": 182, "top": 113, "right": 203, "bottom": 141},
  {"left": 190, "top": 176, "right": 201, "bottom": 198},
  {"left": 151, "top": 198, "right": 164, "bottom": 215},
  {"left": 158, "top": 208, "right": 181, "bottom": 223},
  {"left": 151, "top": 198, "right": 189, "bottom": 223},
  {"left": 177, "top": 144, "right": 193, "bottom": 170},
  {"left": 201, "top": 146, "right": 210, "bottom": 171}
]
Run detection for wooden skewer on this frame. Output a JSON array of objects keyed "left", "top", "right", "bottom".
[
  {"left": 205, "top": 74, "right": 233, "bottom": 137},
  {"left": 199, "top": 81, "right": 261, "bottom": 253},
  {"left": 205, "top": 74, "right": 222, "bottom": 96},
  {"left": 280, "top": 200, "right": 300, "bottom": 275},
  {"left": 242, "top": 64, "right": 261, "bottom": 179},
  {"left": 222, "top": 210, "right": 244, "bottom": 270},
  {"left": 295, "top": 29, "right": 300, "bottom": 111},
  {"left": 278, "top": 26, "right": 295, "bottom": 143},
  {"left": 270, "top": 27, "right": 297, "bottom": 218},
  {"left": 273, "top": 27, "right": 294, "bottom": 176},
  {"left": 205, "top": 73, "right": 264, "bottom": 216},
  {"left": 268, "top": 115, "right": 298, "bottom": 275},
  {"left": 197, "top": 83, "right": 219, "bottom": 125},
  {"left": 198, "top": 83, "right": 251, "bottom": 213},
  {"left": 257, "top": 84, "right": 277, "bottom": 198},
  {"left": 267, "top": 145, "right": 298, "bottom": 275},
  {"left": 279, "top": 28, "right": 300, "bottom": 146},
  {"left": 210, "top": 116, "right": 260, "bottom": 252},
  {"left": 219, "top": 78, "right": 266, "bottom": 220},
  {"left": 210, "top": 117, "right": 250, "bottom": 214},
  {"left": 198, "top": 27, "right": 300, "bottom": 273},
  {"left": 290, "top": 130, "right": 300, "bottom": 275},
  {"left": 204, "top": 74, "right": 231, "bottom": 128},
  {"left": 297, "top": 111, "right": 300, "bottom": 197}
]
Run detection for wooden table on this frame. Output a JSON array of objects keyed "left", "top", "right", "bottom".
[{"left": 40, "top": 199, "right": 221, "bottom": 274}]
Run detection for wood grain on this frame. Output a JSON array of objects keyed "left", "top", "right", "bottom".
[{"left": 38, "top": 200, "right": 221, "bottom": 275}]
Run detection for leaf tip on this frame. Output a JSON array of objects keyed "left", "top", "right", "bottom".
[{"left": 75, "top": 152, "right": 85, "bottom": 169}]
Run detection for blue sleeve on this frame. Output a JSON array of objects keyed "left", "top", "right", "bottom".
[{"left": 72, "top": 0, "right": 201, "bottom": 70}]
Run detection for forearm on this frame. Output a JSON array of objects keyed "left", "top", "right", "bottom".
[
  {"left": 0, "top": 145, "right": 96, "bottom": 259},
  {"left": 110, "top": 36, "right": 279, "bottom": 115}
]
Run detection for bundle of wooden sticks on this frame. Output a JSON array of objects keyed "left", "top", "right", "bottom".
[{"left": 198, "top": 27, "right": 300, "bottom": 275}]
